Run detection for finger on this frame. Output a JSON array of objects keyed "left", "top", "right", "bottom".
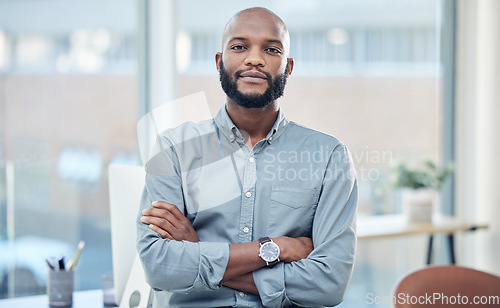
[
  {"left": 152, "top": 201, "right": 187, "bottom": 221},
  {"left": 148, "top": 224, "right": 173, "bottom": 240},
  {"left": 143, "top": 208, "right": 183, "bottom": 229},
  {"left": 141, "top": 216, "right": 177, "bottom": 235}
]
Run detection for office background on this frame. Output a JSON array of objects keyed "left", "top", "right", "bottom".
[{"left": 0, "top": 0, "right": 499, "bottom": 307}]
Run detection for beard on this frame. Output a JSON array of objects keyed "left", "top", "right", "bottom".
[{"left": 219, "top": 60, "right": 288, "bottom": 109}]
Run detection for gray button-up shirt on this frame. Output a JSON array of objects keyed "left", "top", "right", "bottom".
[{"left": 137, "top": 105, "right": 358, "bottom": 307}]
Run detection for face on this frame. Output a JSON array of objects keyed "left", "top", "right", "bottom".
[
  {"left": 216, "top": 10, "right": 294, "bottom": 108},
  {"left": 218, "top": 59, "right": 289, "bottom": 108}
]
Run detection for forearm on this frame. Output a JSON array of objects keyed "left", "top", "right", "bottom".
[
  {"left": 281, "top": 226, "right": 356, "bottom": 306},
  {"left": 221, "top": 241, "right": 266, "bottom": 282},
  {"left": 253, "top": 231, "right": 356, "bottom": 307},
  {"left": 222, "top": 273, "right": 259, "bottom": 294},
  {"left": 221, "top": 236, "right": 312, "bottom": 282},
  {"left": 138, "top": 229, "right": 230, "bottom": 293},
  {"left": 138, "top": 189, "right": 230, "bottom": 293}
]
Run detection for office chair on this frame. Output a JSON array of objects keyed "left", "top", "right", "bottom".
[{"left": 391, "top": 265, "right": 500, "bottom": 307}]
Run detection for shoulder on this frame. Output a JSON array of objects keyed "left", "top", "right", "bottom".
[
  {"left": 285, "top": 121, "right": 346, "bottom": 151},
  {"left": 160, "top": 118, "right": 216, "bottom": 145}
]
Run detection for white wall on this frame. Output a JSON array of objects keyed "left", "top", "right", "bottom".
[
  {"left": 455, "top": 0, "right": 500, "bottom": 275},
  {"left": 148, "top": 0, "right": 178, "bottom": 110}
]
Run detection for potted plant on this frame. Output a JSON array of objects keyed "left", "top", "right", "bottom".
[{"left": 393, "top": 160, "right": 454, "bottom": 222}]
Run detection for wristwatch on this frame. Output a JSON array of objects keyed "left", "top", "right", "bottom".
[{"left": 258, "top": 237, "right": 280, "bottom": 267}]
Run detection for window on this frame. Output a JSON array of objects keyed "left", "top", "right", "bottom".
[{"left": 0, "top": 0, "right": 138, "bottom": 298}]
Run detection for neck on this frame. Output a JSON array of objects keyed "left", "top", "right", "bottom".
[{"left": 226, "top": 100, "right": 279, "bottom": 147}]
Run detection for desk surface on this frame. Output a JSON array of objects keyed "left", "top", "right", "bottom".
[
  {"left": 357, "top": 214, "right": 488, "bottom": 240},
  {"left": 0, "top": 289, "right": 103, "bottom": 308}
]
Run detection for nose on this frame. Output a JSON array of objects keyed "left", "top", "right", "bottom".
[{"left": 245, "top": 47, "right": 265, "bottom": 67}]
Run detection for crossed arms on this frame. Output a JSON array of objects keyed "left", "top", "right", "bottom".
[{"left": 141, "top": 200, "right": 313, "bottom": 294}]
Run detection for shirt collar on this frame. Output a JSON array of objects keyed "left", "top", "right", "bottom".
[{"left": 214, "top": 104, "right": 289, "bottom": 144}]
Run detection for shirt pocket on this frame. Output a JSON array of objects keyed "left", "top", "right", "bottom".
[
  {"left": 271, "top": 186, "right": 320, "bottom": 208},
  {"left": 268, "top": 186, "right": 320, "bottom": 238}
]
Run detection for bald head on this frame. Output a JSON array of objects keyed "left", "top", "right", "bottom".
[{"left": 221, "top": 7, "right": 291, "bottom": 57}]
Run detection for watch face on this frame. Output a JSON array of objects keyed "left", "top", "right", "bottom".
[{"left": 259, "top": 242, "right": 280, "bottom": 262}]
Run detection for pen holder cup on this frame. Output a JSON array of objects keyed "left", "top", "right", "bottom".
[{"left": 47, "top": 270, "right": 74, "bottom": 307}]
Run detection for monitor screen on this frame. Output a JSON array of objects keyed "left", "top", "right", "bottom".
[{"left": 108, "top": 164, "right": 146, "bottom": 305}]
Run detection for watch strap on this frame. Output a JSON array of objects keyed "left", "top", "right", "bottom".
[
  {"left": 259, "top": 237, "right": 271, "bottom": 245},
  {"left": 267, "top": 258, "right": 279, "bottom": 267}
]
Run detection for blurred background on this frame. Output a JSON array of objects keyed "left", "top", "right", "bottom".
[{"left": 0, "top": 0, "right": 499, "bottom": 307}]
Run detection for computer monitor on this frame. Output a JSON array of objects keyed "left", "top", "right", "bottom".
[{"left": 108, "top": 164, "right": 149, "bottom": 306}]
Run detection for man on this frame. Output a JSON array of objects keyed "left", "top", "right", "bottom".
[{"left": 137, "top": 7, "right": 357, "bottom": 307}]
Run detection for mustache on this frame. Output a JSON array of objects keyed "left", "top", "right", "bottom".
[{"left": 234, "top": 67, "right": 272, "bottom": 80}]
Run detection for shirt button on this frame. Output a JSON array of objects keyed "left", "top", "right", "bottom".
[
  {"left": 239, "top": 291, "right": 245, "bottom": 297},
  {"left": 229, "top": 134, "right": 235, "bottom": 141},
  {"left": 245, "top": 191, "right": 252, "bottom": 198},
  {"left": 243, "top": 227, "right": 249, "bottom": 233},
  {"left": 249, "top": 157, "right": 254, "bottom": 163},
  {"left": 269, "top": 136, "right": 273, "bottom": 141}
]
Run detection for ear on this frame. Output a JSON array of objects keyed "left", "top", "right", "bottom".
[
  {"left": 215, "top": 52, "right": 222, "bottom": 72},
  {"left": 286, "top": 58, "right": 294, "bottom": 76}
]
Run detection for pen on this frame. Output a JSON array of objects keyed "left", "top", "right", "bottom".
[
  {"left": 66, "top": 259, "right": 73, "bottom": 270},
  {"left": 45, "top": 258, "right": 55, "bottom": 270},
  {"left": 69, "top": 241, "right": 85, "bottom": 271},
  {"left": 58, "top": 257, "right": 65, "bottom": 271}
]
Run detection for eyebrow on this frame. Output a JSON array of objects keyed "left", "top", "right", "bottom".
[
  {"left": 229, "top": 37, "right": 283, "bottom": 46},
  {"left": 229, "top": 37, "right": 248, "bottom": 42}
]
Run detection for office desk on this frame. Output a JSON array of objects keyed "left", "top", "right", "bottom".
[
  {"left": 0, "top": 289, "right": 103, "bottom": 308},
  {"left": 357, "top": 214, "right": 488, "bottom": 264}
]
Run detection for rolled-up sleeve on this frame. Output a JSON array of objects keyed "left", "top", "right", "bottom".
[
  {"left": 253, "top": 144, "right": 358, "bottom": 307},
  {"left": 136, "top": 136, "right": 230, "bottom": 294}
]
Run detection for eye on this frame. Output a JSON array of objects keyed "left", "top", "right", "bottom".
[
  {"left": 265, "top": 47, "right": 282, "bottom": 54},
  {"left": 230, "top": 45, "right": 246, "bottom": 51}
]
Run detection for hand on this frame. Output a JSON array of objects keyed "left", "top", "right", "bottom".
[
  {"left": 273, "top": 236, "right": 313, "bottom": 263},
  {"left": 141, "top": 201, "right": 200, "bottom": 242}
]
